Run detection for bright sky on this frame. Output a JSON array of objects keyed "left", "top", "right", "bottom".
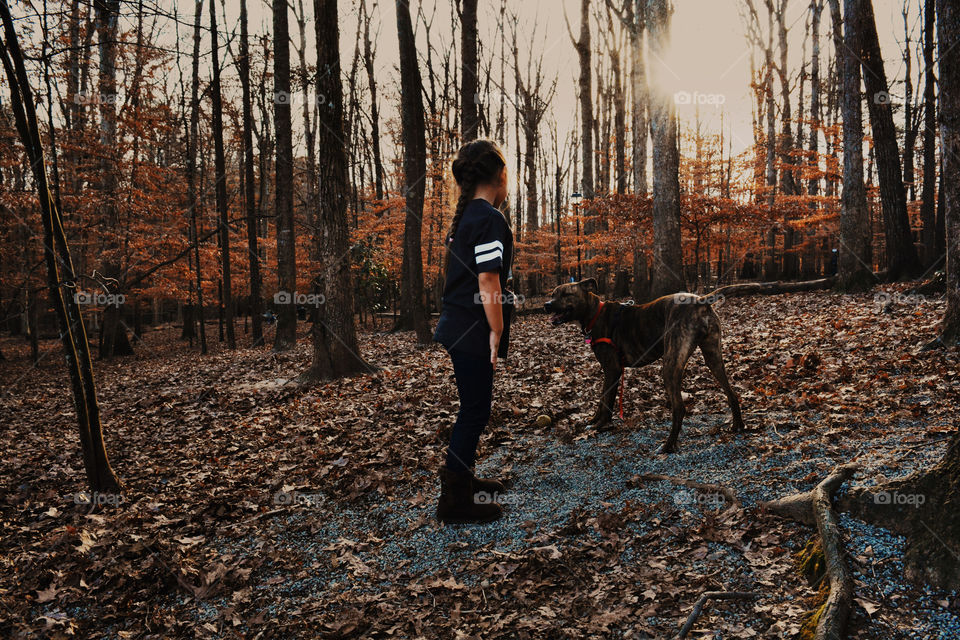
[
  {"left": 320, "top": 0, "right": 917, "bottom": 162},
  {"left": 45, "top": 0, "right": 921, "bottom": 171}
]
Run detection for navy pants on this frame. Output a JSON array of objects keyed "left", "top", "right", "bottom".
[{"left": 445, "top": 349, "right": 494, "bottom": 473}]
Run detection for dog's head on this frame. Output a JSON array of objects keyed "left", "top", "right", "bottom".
[{"left": 544, "top": 278, "right": 599, "bottom": 326}]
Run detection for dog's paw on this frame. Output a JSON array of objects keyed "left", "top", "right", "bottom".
[
  {"left": 658, "top": 442, "right": 678, "bottom": 455},
  {"left": 732, "top": 420, "right": 746, "bottom": 433},
  {"left": 588, "top": 417, "right": 614, "bottom": 432}
]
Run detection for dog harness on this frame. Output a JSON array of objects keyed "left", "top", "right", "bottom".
[{"left": 583, "top": 301, "right": 625, "bottom": 420}]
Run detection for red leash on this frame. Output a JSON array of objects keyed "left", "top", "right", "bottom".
[
  {"left": 583, "top": 301, "right": 605, "bottom": 334},
  {"left": 583, "top": 302, "right": 624, "bottom": 419}
]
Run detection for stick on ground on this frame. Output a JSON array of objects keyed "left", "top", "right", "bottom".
[{"left": 676, "top": 591, "right": 760, "bottom": 639}]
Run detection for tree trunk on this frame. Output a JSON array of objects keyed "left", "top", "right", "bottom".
[
  {"left": 525, "top": 118, "right": 538, "bottom": 232},
  {"left": 361, "top": 0, "right": 385, "bottom": 199},
  {"left": 646, "top": 0, "right": 684, "bottom": 298},
  {"left": 775, "top": 0, "right": 798, "bottom": 280},
  {"left": 239, "top": 0, "right": 263, "bottom": 347},
  {"left": 809, "top": 0, "right": 822, "bottom": 201},
  {"left": 209, "top": 0, "right": 234, "bottom": 349},
  {"left": 920, "top": 0, "right": 938, "bottom": 263},
  {"left": 936, "top": 0, "right": 960, "bottom": 344},
  {"left": 858, "top": 0, "right": 923, "bottom": 279},
  {"left": 0, "top": 3, "right": 122, "bottom": 493},
  {"left": 573, "top": 0, "right": 594, "bottom": 202},
  {"left": 611, "top": 38, "right": 627, "bottom": 195},
  {"left": 395, "top": 0, "right": 432, "bottom": 343},
  {"left": 93, "top": 0, "right": 131, "bottom": 359},
  {"left": 298, "top": 0, "right": 319, "bottom": 229},
  {"left": 273, "top": 0, "right": 297, "bottom": 351},
  {"left": 831, "top": 0, "right": 875, "bottom": 291},
  {"left": 181, "top": 303, "right": 196, "bottom": 341},
  {"left": 804, "top": 0, "right": 824, "bottom": 280},
  {"left": 903, "top": 7, "right": 918, "bottom": 204},
  {"left": 762, "top": 7, "right": 778, "bottom": 281},
  {"left": 629, "top": 10, "right": 648, "bottom": 195},
  {"left": 27, "top": 287, "right": 39, "bottom": 364},
  {"left": 187, "top": 0, "right": 207, "bottom": 355},
  {"left": 300, "top": 0, "right": 374, "bottom": 381},
  {"left": 460, "top": 0, "right": 479, "bottom": 142}
]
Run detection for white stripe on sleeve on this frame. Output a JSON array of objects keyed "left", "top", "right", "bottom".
[
  {"left": 475, "top": 249, "right": 503, "bottom": 264},
  {"left": 474, "top": 240, "right": 504, "bottom": 255}
]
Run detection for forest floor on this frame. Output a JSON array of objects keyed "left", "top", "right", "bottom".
[{"left": 1, "top": 284, "right": 960, "bottom": 639}]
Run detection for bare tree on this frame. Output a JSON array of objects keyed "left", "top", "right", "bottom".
[
  {"left": 920, "top": 0, "right": 938, "bottom": 263},
  {"left": 209, "top": 0, "right": 235, "bottom": 349},
  {"left": 646, "top": 0, "right": 684, "bottom": 297},
  {"left": 934, "top": 0, "right": 960, "bottom": 345},
  {"left": 395, "top": 0, "right": 431, "bottom": 343},
  {"left": 567, "top": 0, "right": 595, "bottom": 203},
  {"left": 459, "top": 0, "right": 479, "bottom": 141},
  {"left": 606, "top": 0, "right": 648, "bottom": 195},
  {"left": 830, "top": 0, "right": 875, "bottom": 290},
  {"left": 187, "top": 0, "right": 208, "bottom": 353},
  {"left": 301, "top": 0, "right": 373, "bottom": 379},
  {"left": 94, "top": 0, "right": 133, "bottom": 358},
  {"left": 808, "top": 0, "right": 823, "bottom": 201},
  {"left": 294, "top": 0, "right": 318, "bottom": 231},
  {"left": 601, "top": 7, "right": 627, "bottom": 194},
  {"left": 743, "top": 0, "right": 780, "bottom": 280},
  {"left": 361, "top": 0, "right": 386, "bottom": 199},
  {"left": 858, "top": 0, "right": 923, "bottom": 279},
  {"left": 804, "top": 0, "right": 824, "bottom": 278},
  {"left": 273, "top": 0, "right": 297, "bottom": 350},
  {"left": 607, "top": 0, "right": 649, "bottom": 295},
  {"left": 0, "top": 1, "right": 122, "bottom": 492},
  {"left": 239, "top": 0, "right": 263, "bottom": 346},
  {"left": 772, "top": 0, "right": 800, "bottom": 279},
  {"left": 511, "top": 17, "right": 558, "bottom": 234},
  {"left": 902, "top": 1, "right": 921, "bottom": 204}
]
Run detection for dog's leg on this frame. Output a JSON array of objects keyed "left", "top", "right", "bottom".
[
  {"left": 590, "top": 349, "right": 620, "bottom": 430},
  {"left": 660, "top": 335, "right": 696, "bottom": 454},
  {"left": 699, "top": 332, "right": 745, "bottom": 433}
]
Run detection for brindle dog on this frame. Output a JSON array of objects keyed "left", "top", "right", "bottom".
[{"left": 544, "top": 278, "right": 744, "bottom": 453}]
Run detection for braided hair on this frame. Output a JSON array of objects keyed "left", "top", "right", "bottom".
[{"left": 446, "top": 139, "right": 508, "bottom": 249}]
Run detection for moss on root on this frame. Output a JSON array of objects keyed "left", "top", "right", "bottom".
[
  {"left": 799, "top": 598, "right": 828, "bottom": 640},
  {"left": 796, "top": 537, "right": 826, "bottom": 585},
  {"left": 796, "top": 537, "right": 831, "bottom": 640}
]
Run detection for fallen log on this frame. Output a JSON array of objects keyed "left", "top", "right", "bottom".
[{"left": 708, "top": 277, "right": 836, "bottom": 299}]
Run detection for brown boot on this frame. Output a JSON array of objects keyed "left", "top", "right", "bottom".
[
  {"left": 470, "top": 468, "right": 506, "bottom": 495},
  {"left": 437, "top": 466, "right": 502, "bottom": 524}
]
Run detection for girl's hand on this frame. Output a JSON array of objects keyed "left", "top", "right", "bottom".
[{"left": 489, "top": 330, "right": 501, "bottom": 369}]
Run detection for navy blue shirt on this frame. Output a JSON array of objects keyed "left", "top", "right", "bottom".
[{"left": 434, "top": 199, "right": 514, "bottom": 358}]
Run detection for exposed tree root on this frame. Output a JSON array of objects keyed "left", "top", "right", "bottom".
[
  {"left": 636, "top": 473, "right": 741, "bottom": 516},
  {"left": 675, "top": 591, "right": 759, "bottom": 639},
  {"left": 810, "top": 466, "right": 855, "bottom": 640},
  {"left": 761, "top": 464, "right": 857, "bottom": 640},
  {"left": 911, "top": 270, "right": 946, "bottom": 295}
]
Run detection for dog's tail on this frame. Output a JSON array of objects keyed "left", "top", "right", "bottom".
[{"left": 704, "top": 276, "right": 835, "bottom": 301}]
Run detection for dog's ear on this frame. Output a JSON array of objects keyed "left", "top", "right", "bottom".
[{"left": 579, "top": 278, "right": 598, "bottom": 294}]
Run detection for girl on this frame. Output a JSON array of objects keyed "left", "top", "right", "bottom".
[{"left": 433, "top": 139, "right": 514, "bottom": 524}]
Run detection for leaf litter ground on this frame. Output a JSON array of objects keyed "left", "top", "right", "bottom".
[{"left": 1, "top": 285, "right": 959, "bottom": 638}]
